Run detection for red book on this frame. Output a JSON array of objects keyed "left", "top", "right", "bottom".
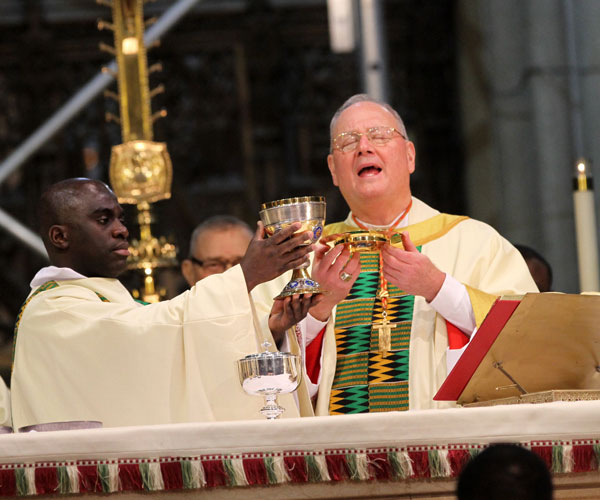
[{"left": 434, "top": 297, "right": 522, "bottom": 401}]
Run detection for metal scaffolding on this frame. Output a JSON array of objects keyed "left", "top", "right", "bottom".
[{"left": 0, "top": 0, "right": 205, "bottom": 257}]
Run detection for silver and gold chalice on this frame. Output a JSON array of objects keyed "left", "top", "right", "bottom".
[
  {"left": 259, "top": 196, "right": 326, "bottom": 299},
  {"left": 237, "top": 342, "right": 302, "bottom": 420}
]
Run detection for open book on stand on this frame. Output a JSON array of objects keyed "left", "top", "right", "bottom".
[{"left": 434, "top": 293, "right": 600, "bottom": 407}]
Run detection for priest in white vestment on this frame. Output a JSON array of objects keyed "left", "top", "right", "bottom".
[
  {"left": 11, "top": 178, "right": 318, "bottom": 430},
  {"left": 253, "top": 95, "right": 538, "bottom": 416}
]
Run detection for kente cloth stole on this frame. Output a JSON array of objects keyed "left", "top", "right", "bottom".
[{"left": 329, "top": 246, "right": 421, "bottom": 415}]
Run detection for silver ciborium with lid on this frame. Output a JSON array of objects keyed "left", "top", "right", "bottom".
[
  {"left": 237, "top": 342, "right": 302, "bottom": 420},
  {"left": 259, "top": 195, "right": 326, "bottom": 299}
]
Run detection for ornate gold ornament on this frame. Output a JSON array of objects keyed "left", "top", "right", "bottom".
[
  {"left": 98, "top": 0, "right": 176, "bottom": 302},
  {"left": 109, "top": 140, "right": 172, "bottom": 205}
]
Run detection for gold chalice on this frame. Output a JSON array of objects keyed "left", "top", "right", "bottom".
[
  {"left": 260, "top": 196, "right": 326, "bottom": 299},
  {"left": 334, "top": 231, "right": 388, "bottom": 253}
]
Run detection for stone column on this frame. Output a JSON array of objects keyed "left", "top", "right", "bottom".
[{"left": 458, "top": 0, "right": 582, "bottom": 292}]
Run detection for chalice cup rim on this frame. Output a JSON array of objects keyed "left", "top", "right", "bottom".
[{"left": 260, "top": 195, "right": 325, "bottom": 211}]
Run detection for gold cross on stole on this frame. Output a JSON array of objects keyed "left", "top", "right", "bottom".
[
  {"left": 376, "top": 284, "right": 396, "bottom": 357},
  {"left": 376, "top": 317, "right": 397, "bottom": 358}
]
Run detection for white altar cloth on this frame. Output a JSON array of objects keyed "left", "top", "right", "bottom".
[
  {"left": 1, "top": 400, "right": 599, "bottom": 462},
  {"left": 0, "top": 401, "right": 599, "bottom": 498}
]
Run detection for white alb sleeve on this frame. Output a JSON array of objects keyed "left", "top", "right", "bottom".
[{"left": 429, "top": 274, "right": 476, "bottom": 335}]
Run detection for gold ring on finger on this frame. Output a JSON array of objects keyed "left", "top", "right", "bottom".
[{"left": 339, "top": 271, "right": 352, "bottom": 282}]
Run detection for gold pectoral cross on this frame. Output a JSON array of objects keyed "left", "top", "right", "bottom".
[{"left": 376, "top": 317, "right": 397, "bottom": 358}]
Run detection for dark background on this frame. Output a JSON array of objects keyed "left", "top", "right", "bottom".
[{"left": 0, "top": 0, "right": 463, "bottom": 378}]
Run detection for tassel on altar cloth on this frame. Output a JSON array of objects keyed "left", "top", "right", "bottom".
[
  {"left": 15, "top": 467, "right": 36, "bottom": 496},
  {"left": 181, "top": 458, "right": 206, "bottom": 489},
  {"left": 306, "top": 454, "right": 331, "bottom": 482},
  {"left": 265, "top": 456, "right": 290, "bottom": 484},
  {"left": 140, "top": 462, "right": 164, "bottom": 491},
  {"left": 57, "top": 465, "right": 80, "bottom": 494},
  {"left": 562, "top": 444, "right": 574, "bottom": 473},
  {"left": 346, "top": 452, "right": 369, "bottom": 481},
  {"left": 553, "top": 444, "right": 574, "bottom": 474},
  {"left": 428, "top": 449, "right": 452, "bottom": 478},
  {"left": 98, "top": 463, "right": 119, "bottom": 493},
  {"left": 224, "top": 458, "right": 249, "bottom": 487},
  {"left": 388, "top": 451, "right": 414, "bottom": 479}
]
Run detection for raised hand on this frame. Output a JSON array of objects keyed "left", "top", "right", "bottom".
[
  {"left": 381, "top": 231, "right": 445, "bottom": 302},
  {"left": 240, "top": 221, "right": 314, "bottom": 291},
  {"left": 308, "top": 237, "right": 361, "bottom": 321}
]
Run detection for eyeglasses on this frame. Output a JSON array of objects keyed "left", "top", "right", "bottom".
[
  {"left": 188, "top": 256, "right": 242, "bottom": 273},
  {"left": 332, "top": 126, "right": 406, "bottom": 153}
]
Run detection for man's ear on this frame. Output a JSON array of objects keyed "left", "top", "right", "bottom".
[
  {"left": 48, "top": 225, "right": 69, "bottom": 250},
  {"left": 181, "top": 260, "right": 196, "bottom": 288},
  {"left": 327, "top": 154, "right": 339, "bottom": 186},
  {"left": 406, "top": 140, "right": 416, "bottom": 174}
]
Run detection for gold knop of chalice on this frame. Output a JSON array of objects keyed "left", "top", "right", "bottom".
[{"left": 259, "top": 196, "right": 326, "bottom": 299}]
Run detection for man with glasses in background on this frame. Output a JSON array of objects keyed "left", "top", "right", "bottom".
[
  {"left": 181, "top": 215, "right": 318, "bottom": 357},
  {"left": 181, "top": 215, "right": 253, "bottom": 287},
  {"left": 259, "top": 94, "right": 538, "bottom": 416}
]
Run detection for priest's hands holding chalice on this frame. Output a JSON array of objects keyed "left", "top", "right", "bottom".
[
  {"left": 308, "top": 235, "right": 361, "bottom": 322},
  {"left": 239, "top": 220, "right": 324, "bottom": 344},
  {"left": 253, "top": 196, "right": 332, "bottom": 344},
  {"left": 240, "top": 221, "right": 313, "bottom": 292}
]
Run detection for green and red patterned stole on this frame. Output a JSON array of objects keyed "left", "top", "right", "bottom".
[{"left": 329, "top": 247, "right": 420, "bottom": 415}]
